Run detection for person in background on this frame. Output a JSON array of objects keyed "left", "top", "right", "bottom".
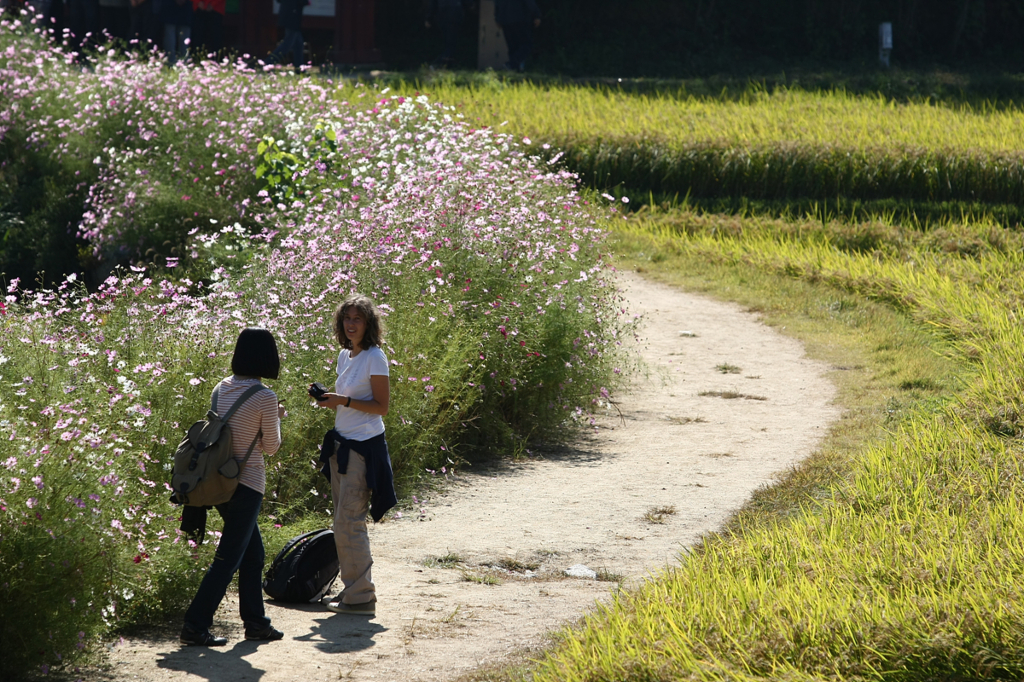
[
  {"left": 180, "top": 328, "right": 286, "bottom": 646},
  {"left": 424, "top": 0, "right": 463, "bottom": 69},
  {"left": 190, "top": 0, "right": 222, "bottom": 59},
  {"left": 312, "top": 294, "right": 396, "bottom": 617},
  {"left": 494, "top": 0, "right": 539, "bottom": 72},
  {"left": 270, "top": 0, "right": 307, "bottom": 69},
  {"left": 161, "top": 0, "right": 190, "bottom": 64}
]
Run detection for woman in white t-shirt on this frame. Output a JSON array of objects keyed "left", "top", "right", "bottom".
[{"left": 312, "top": 294, "right": 393, "bottom": 616}]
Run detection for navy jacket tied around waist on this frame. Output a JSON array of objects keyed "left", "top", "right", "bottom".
[{"left": 319, "top": 429, "right": 397, "bottom": 522}]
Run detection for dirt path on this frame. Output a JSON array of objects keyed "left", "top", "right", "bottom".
[{"left": 96, "top": 271, "right": 839, "bottom": 682}]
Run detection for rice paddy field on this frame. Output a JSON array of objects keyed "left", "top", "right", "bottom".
[
  {"left": 514, "top": 210, "right": 1024, "bottom": 682},
  {"left": 421, "top": 81, "right": 1024, "bottom": 216},
  {"left": 406, "top": 82, "right": 1024, "bottom": 680}
]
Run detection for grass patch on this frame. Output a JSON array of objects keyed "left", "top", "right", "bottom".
[
  {"left": 423, "top": 553, "right": 466, "bottom": 569},
  {"left": 493, "top": 558, "right": 541, "bottom": 573},
  {"left": 461, "top": 572, "right": 503, "bottom": 586},
  {"left": 698, "top": 390, "right": 767, "bottom": 401},
  {"left": 715, "top": 362, "right": 742, "bottom": 374},
  {"left": 534, "top": 549, "right": 561, "bottom": 557},
  {"left": 594, "top": 568, "right": 624, "bottom": 583},
  {"left": 440, "top": 605, "right": 463, "bottom": 624},
  {"left": 665, "top": 415, "right": 707, "bottom": 425},
  {"left": 642, "top": 505, "right": 677, "bottom": 524}
]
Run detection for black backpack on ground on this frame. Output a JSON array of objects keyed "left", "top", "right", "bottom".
[{"left": 263, "top": 529, "right": 339, "bottom": 602}]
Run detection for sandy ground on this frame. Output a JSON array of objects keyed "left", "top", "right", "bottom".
[{"left": 93, "top": 271, "right": 839, "bottom": 682}]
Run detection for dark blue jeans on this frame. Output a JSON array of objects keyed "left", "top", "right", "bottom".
[
  {"left": 271, "top": 28, "right": 304, "bottom": 68},
  {"left": 499, "top": 21, "right": 533, "bottom": 71},
  {"left": 183, "top": 484, "right": 271, "bottom": 632}
]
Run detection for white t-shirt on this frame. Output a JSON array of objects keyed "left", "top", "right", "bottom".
[{"left": 334, "top": 345, "right": 389, "bottom": 440}]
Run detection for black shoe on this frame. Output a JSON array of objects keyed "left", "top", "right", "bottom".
[
  {"left": 180, "top": 626, "right": 227, "bottom": 647},
  {"left": 245, "top": 625, "right": 284, "bottom": 641}
]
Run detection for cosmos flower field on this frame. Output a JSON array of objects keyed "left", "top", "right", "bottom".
[{"left": 0, "top": 15, "right": 631, "bottom": 675}]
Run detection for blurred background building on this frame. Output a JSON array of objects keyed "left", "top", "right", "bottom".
[{"left": 19, "top": 0, "right": 1024, "bottom": 74}]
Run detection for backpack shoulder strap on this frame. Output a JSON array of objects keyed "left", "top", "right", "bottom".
[
  {"left": 275, "top": 529, "right": 321, "bottom": 563},
  {"left": 222, "top": 384, "right": 270, "bottom": 475},
  {"left": 237, "top": 427, "right": 263, "bottom": 471},
  {"left": 220, "top": 383, "right": 267, "bottom": 421}
]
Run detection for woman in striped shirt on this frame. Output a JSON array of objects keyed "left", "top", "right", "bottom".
[{"left": 180, "top": 328, "right": 286, "bottom": 647}]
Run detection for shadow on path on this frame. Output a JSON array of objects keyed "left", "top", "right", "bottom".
[
  {"left": 457, "top": 433, "right": 613, "bottom": 481},
  {"left": 153, "top": 608, "right": 385, "bottom": 680},
  {"left": 298, "top": 612, "right": 386, "bottom": 654},
  {"left": 156, "top": 640, "right": 265, "bottom": 681}
]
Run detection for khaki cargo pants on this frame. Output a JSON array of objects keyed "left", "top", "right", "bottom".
[{"left": 329, "top": 450, "right": 375, "bottom": 605}]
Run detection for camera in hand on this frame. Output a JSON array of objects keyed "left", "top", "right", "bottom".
[{"left": 308, "top": 382, "right": 329, "bottom": 401}]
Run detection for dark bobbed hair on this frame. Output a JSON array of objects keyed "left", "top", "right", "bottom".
[
  {"left": 333, "top": 294, "right": 384, "bottom": 350},
  {"left": 231, "top": 328, "right": 281, "bottom": 380}
]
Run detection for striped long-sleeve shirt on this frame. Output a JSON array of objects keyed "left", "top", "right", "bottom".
[{"left": 213, "top": 375, "right": 281, "bottom": 495}]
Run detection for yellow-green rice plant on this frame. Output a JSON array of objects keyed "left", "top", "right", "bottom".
[
  {"left": 522, "top": 212, "right": 1024, "bottom": 681},
  {"left": 534, "top": 420, "right": 1024, "bottom": 681},
  {"left": 413, "top": 83, "right": 1024, "bottom": 206}
]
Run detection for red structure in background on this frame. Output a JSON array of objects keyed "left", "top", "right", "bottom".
[
  {"left": 226, "top": 0, "right": 380, "bottom": 66},
  {"left": 329, "top": 0, "right": 381, "bottom": 64}
]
